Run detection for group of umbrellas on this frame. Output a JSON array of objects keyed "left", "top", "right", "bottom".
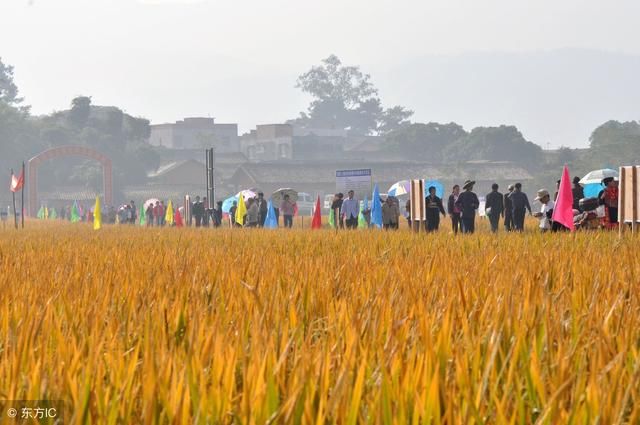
[
  {"left": 221, "top": 188, "right": 299, "bottom": 214},
  {"left": 386, "top": 168, "right": 619, "bottom": 199}
]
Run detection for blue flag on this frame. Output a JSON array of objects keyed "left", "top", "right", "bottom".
[
  {"left": 264, "top": 200, "right": 278, "bottom": 229},
  {"left": 370, "top": 184, "right": 383, "bottom": 228}
]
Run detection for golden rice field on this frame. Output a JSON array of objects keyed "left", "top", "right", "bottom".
[{"left": 1, "top": 220, "right": 639, "bottom": 424}]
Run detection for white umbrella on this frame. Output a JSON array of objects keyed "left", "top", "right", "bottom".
[
  {"left": 237, "top": 189, "right": 257, "bottom": 201},
  {"left": 579, "top": 169, "right": 618, "bottom": 185},
  {"left": 388, "top": 180, "right": 410, "bottom": 197},
  {"left": 272, "top": 188, "right": 298, "bottom": 204},
  {"left": 144, "top": 198, "right": 160, "bottom": 211}
]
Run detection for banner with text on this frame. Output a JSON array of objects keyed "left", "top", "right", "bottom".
[{"left": 336, "top": 169, "right": 372, "bottom": 198}]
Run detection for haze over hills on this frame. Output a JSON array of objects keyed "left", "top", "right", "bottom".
[
  {"left": 15, "top": 48, "right": 638, "bottom": 150},
  {"left": 378, "top": 48, "right": 640, "bottom": 149}
]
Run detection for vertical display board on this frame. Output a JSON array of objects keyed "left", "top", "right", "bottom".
[
  {"left": 619, "top": 166, "right": 640, "bottom": 234},
  {"left": 336, "top": 169, "right": 372, "bottom": 198},
  {"left": 184, "top": 195, "right": 192, "bottom": 227},
  {"left": 410, "top": 179, "right": 426, "bottom": 231},
  {"left": 205, "top": 148, "right": 215, "bottom": 209}
]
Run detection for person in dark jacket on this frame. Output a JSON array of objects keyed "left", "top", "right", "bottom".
[
  {"left": 572, "top": 176, "right": 584, "bottom": 210},
  {"left": 503, "top": 184, "right": 514, "bottom": 231},
  {"left": 447, "top": 185, "right": 462, "bottom": 234},
  {"left": 331, "top": 193, "right": 344, "bottom": 229},
  {"left": 213, "top": 201, "right": 223, "bottom": 227},
  {"left": 425, "top": 186, "right": 446, "bottom": 232},
  {"left": 256, "top": 192, "right": 268, "bottom": 227},
  {"left": 455, "top": 180, "right": 480, "bottom": 234},
  {"left": 509, "top": 182, "right": 531, "bottom": 232},
  {"left": 192, "top": 196, "right": 204, "bottom": 227},
  {"left": 485, "top": 183, "right": 504, "bottom": 233}
]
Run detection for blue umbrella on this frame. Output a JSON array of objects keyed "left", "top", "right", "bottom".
[
  {"left": 583, "top": 183, "right": 603, "bottom": 198},
  {"left": 424, "top": 180, "right": 445, "bottom": 198},
  {"left": 264, "top": 200, "right": 278, "bottom": 228},
  {"left": 222, "top": 195, "right": 238, "bottom": 213}
]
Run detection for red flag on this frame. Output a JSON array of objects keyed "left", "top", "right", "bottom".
[
  {"left": 311, "top": 196, "right": 322, "bottom": 229},
  {"left": 552, "top": 165, "right": 575, "bottom": 231},
  {"left": 10, "top": 169, "right": 24, "bottom": 193},
  {"left": 174, "top": 208, "right": 184, "bottom": 227}
]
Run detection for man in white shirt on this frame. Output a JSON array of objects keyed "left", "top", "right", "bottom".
[
  {"left": 341, "top": 190, "right": 360, "bottom": 229},
  {"left": 533, "top": 189, "right": 555, "bottom": 232}
]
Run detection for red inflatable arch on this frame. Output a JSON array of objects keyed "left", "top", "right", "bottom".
[{"left": 28, "top": 145, "right": 113, "bottom": 216}]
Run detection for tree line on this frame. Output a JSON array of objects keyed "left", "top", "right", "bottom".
[{"left": 2, "top": 55, "right": 639, "bottom": 193}]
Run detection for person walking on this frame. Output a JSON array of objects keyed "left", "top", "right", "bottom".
[
  {"left": 425, "top": 186, "right": 446, "bottom": 232},
  {"left": 245, "top": 198, "right": 259, "bottom": 227},
  {"left": 229, "top": 201, "right": 238, "bottom": 227},
  {"left": 485, "top": 183, "right": 504, "bottom": 233},
  {"left": 382, "top": 196, "right": 400, "bottom": 229},
  {"left": 145, "top": 202, "right": 154, "bottom": 227},
  {"left": 192, "top": 196, "right": 204, "bottom": 227},
  {"left": 158, "top": 201, "right": 166, "bottom": 226},
  {"left": 280, "top": 194, "right": 295, "bottom": 228},
  {"left": 213, "top": 201, "right": 223, "bottom": 227},
  {"left": 341, "top": 190, "right": 359, "bottom": 229},
  {"left": 330, "top": 193, "right": 344, "bottom": 229},
  {"left": 533, "top": 189, "right": 555, "bottom": 232},
  {"left": 447, "top": 185, "right": 462, "bottom": 234},
  {"left": 129, "top": 201, "right": 137, "bottom": 225},
  {"left": 455, "top": 180, "right": 479, "bottom": 234},
  {"left": 503, "top": 184, "right": 514, "bottom": 231},
  {"left": 509, "top": 182, "right": 531, "bottom": 232},
  {"left": 256, "top": 192, "right": 268, "bottom": 227}
]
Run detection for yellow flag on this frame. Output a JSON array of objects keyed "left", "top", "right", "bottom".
[
  {"left": 93, "top": 196, "right": 101, "bottom": 230},
  {"left": 165, "top": 200, "right": 174, "bottom": 225},
  {"left": 44, "top": 206, "right": 49, "bottom": 220},
  {"left": 235, "top": 195, "right": 247, "bottom": 226}
]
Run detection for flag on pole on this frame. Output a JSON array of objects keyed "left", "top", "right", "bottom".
[
  {"left": 50, "top": 208, "right": 58, "bottom": 219},
  {"left": 552, "top": 165, "right": 575, "bottom": 231},
  {"left": 44, "top": 206, "right": 49, "bottom": 220},
  {"left": 71, "top": 201, "right": 80, "bottom": 223},
  {"left": 37, "top": 206, "right": 45, "bottom": 219},
  {"left": 370, "top": 184, "right": 383, "bottom": 228},
  {"left": 174, "top": 208, "right": 183, "bottom": 227},
  {"left": 311, "top": 195, "right": 322, "bottom": 229},
  {"left": 10, "top": 168, "right": 24, "bottom": 193},
  {"left": 328, "top": 208, "right": 335, "bottom": 229},
  {"left": 93, "top": 196, "right": 101, "bottom": 230},
  {"left": 235, "top": 194, "right": 247, "bottom": 226},
  {"left": 264, "top": 200, "right": 278, "bottom": 229},
  {"left": 165, "top": 200, "right": 174, "bottom": 225},
  {"left": 358, "top": 196, "right": 369, "bottom": 228},
  {"left": 139, "top": 207, "right": 146, "bottom": 226}
]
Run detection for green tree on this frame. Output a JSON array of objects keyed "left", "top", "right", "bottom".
[
  {"left": 587, "top": 120, "right": 640, "bottom": 166},
  {"left": 0, "top": 57, "right": 26, "bottom": 109},
  {"left": 386, "top": 122, "right": 467, "bottom": 161},
  {"left": 444, "top": 125, "right": 543, "bottom": 169},
  {"left": 291, "top": 55, "right": 412, "bottom": 135},
  {"left": 68, "top": 96, "right": 92, "bottom": 128}
]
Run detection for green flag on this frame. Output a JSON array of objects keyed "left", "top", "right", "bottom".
[
  {"left": 328, "top": 208, "right": 335, "bottom": 228},
  {"left": 139, "top": 204, "right": 146, "bottom": 226},
  {"left": 37, "top": 206, "right": 45, "bottom": 219},
  {"left": 50, "top": 208, "right": 58, "bottom": 219},
  {"left": 70, "top": 201, "right": 80, "bottom": 223}
]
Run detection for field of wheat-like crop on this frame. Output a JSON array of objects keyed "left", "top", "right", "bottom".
[{"left": 0, "top": 221, "right": 639, "bottom": 424}]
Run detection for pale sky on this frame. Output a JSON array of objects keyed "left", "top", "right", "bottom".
[{"left": 2, "top": 0, "right": 639, "bottom": 147}]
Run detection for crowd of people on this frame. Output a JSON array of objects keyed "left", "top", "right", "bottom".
[
  {"left": 39, "top": 174, "right": 620, "bottom": 233},
  {"left": 329, "top": 177, "right": 619, "bottom": 234}
]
